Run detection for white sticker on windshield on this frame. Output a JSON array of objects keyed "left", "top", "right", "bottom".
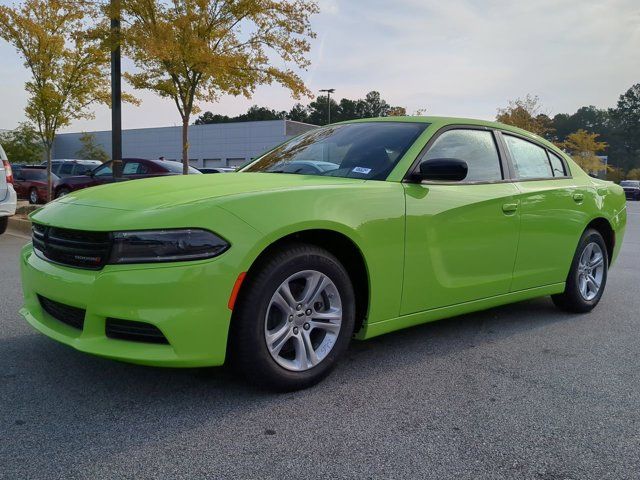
[{"left": 352, "top": 167, "right": 371, "bottom": 174}]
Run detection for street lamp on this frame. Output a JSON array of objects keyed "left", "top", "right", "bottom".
[
  {"left": 110, "top": 0, "right": 122, "bottom": 178},
  {"left": 319, "top": 88, "right": 335, "bottom": 125}
]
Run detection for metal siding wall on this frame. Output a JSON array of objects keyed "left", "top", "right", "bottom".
[{"left": 53, "top": 120, "right": 315, "bottom": 167}]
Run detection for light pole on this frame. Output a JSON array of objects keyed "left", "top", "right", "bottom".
[
  {"left": 319, "top": 88, "right": 335, "bottom": 125},
  {"left": 110, "top": 0, "right": 122, "bottom": 178}
]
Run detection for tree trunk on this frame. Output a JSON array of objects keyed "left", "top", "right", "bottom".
[
  {"left": 181, "top": 116, "right": 189, "bottom": 175},
  {"left": 46, "top": 146, "right": 52, "bottom": 202}
]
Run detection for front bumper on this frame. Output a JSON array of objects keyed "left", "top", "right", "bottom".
[{"left": 19, "top": 244, "right": 236, "bottom": 367}]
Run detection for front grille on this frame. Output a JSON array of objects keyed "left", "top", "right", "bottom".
[
  {"left": 105, "top": 318, "right": 169, "bottom": 344},
  {"left": 32, "top": 224, "right": 112, "bottom": 270},
  {"left": 38, "top": 295, "right": 86, "bottom": 330}
]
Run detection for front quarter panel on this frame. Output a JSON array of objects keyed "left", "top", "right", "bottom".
[{"left": 216, "top": 180, "right": 407, "bottom": 323}]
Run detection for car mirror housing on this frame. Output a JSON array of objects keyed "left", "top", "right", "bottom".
[{"left": 417, "top": 158, "right": 468, "bottom": 182}]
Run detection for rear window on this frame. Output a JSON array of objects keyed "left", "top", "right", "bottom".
[{"left": 157, "top": 161, "right": 201, "bottom": 174}]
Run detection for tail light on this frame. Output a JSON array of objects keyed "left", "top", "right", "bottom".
[{"left": 3, "top": 160, "right": 13, "bottom": 184}]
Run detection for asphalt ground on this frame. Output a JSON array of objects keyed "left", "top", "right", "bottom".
[{"left": 1, "top": 202, "right": 639, "bottom": 479}]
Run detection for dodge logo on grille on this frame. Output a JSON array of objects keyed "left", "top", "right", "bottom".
[{"left": 73, "top": 255, "right": 102, "bottom": 264}]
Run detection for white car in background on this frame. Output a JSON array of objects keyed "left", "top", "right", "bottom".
[{"left": 0, "top": 143, "right": 17, "bottom": 235}]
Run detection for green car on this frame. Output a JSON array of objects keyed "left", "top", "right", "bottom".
[{"left": 20, "top": 117, "right": 627, "bottom": 390}]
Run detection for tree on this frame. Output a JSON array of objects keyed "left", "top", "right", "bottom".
[
  {"left": 627, "top": 168, "right": 640, "bottom": 180},
  {"left": 123, "top": 0, "right": 318, "bottom": 174},
  {"left": 75, "top": 132, "right": 109, "bottom": 162},
  {"left": 606, "top": 166, "right": 624, "bottom": 183},
  {"left": 561, "top": 129, "right": 607, "bottom": 174},
  {"left": 610, "top": 83, "right": 640, "bottom": 172},
  {"left": 387, "top": 106, "right": 407, "bottom": 117},
  {"left": 611, "top": 84, "right": 640, "bottom": 151},
  {"left": 287, "top": 103, "right": 309, "bottom": 123},
  {"left": 497, "top": 94, "right": 554, "bottom": 137},
  {"left": 236, "top": 105, "right": 285, "bottom": 122},
  {"left": 0, "top": 122, "right": 44, "bottom": 163},
  {"left": 0, "top": 0, "right": 111, "bottom": 201},
  {"left": 194, "top": 111, "right": 232, "bottom": 125}
]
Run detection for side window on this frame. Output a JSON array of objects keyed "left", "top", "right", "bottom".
[
  {"left": 504, "top": 135, "right": 553, "bottom": 179},
  {"left": 59, "top": 163, "right": 74, "bottom": 175},
  {"left": 51, "top": 164, "right": 60, "bottom": 174},
  {"left": 94, "top": 162, "right": 113, "bottom": 177},
  {"left": 423, "top": 129, "right": 502, "bottom": 182},
  {"left": 122, "top": 161, "right": 140, "bottom": 175},
  {"left": 548, "top": 151, "right": 567, "bottom": 177}
]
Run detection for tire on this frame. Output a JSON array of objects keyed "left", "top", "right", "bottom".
[
  {"left": 552, "top": 228, "right": 608, "bottom": 313},
  {"left": 0, "top": 217, "right": 7, "bottom": 235},
  {"left": 29, "top": 188, "right": 39, "bottom": 205},
  {"left": 56, "top": 188, "right": 70, "bottom": 199},
  {"left": 229, "top": 242, "right": 356, "bottom": 391}
]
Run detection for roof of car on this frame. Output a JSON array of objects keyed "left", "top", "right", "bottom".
[{"left": 339, "top": 115, "right": 559, "bottom": 154}]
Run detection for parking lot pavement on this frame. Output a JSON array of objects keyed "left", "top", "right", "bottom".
[{"left": 1, "top": 203, "right": 639, "bottom": 480}]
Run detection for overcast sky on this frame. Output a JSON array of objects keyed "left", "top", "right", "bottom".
[{"left": 1, "top": 0, "right": 639, "bottom": 132}]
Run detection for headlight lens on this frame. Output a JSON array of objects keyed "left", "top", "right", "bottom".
[{"left": 109, "top": 229, "right": 229, "bottom": 264}]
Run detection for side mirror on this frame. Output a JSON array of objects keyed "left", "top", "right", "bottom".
[{"left": 417, "top": 158, "right": 468, "bottom": 182}]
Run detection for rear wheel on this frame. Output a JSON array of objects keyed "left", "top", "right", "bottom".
[
  {"left": 56, "top": 188, "right": 70, "bottom": 199},
  {"left": 552, "top": 228, "right": 608, "bottom": 313},
  {"left": 0, "top": 217, "right": 7, "bottom": 235},
  {"left": 229, "top": 243, "right": 355, "bottom": 391},
  {"left": 29, "top": 188, "right": 39, "bottom": 204}
]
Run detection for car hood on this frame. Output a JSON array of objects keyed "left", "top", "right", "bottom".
[{"left": 54, "top": 173, "right": 363, "bottom": 211}]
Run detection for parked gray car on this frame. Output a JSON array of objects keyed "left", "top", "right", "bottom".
[{"left": 0, "top": 144, "right": 17, "bottom": 234}]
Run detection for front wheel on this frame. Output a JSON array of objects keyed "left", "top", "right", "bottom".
[
  {"left": 552, "top": 228, "right": 608, "bottom": 313},
  {"left": 229, "top": 243, "right": 356, "bottom": 391}
]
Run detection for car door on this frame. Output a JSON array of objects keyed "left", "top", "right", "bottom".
[
  {"left": 401, "top": 127, "right": 521, "bottom": 315},
  {"left": 90, "top": 161, "right": 115, "bottom": 186},
  {"left": 499, "top": 132, "right": 592, "bottom": 291}
]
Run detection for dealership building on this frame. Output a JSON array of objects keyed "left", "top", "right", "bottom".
[{"left": 52, "top": 119, "right": 317, "bottom": 169}]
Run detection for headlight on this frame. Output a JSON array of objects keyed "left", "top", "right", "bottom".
[{"left": 109, "top": 229, "right": 229, "bottom": 264}]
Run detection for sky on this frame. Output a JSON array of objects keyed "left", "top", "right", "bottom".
[{"left": 0, "top": 0, "right": 639, "bottom": 133}]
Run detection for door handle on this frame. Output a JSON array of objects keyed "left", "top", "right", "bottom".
[
  {"left": 502, "top": 202, "right": 518, "bottom": 214},
  {"left": 572, "top": 192, "right": 584, "bottom": 203}
]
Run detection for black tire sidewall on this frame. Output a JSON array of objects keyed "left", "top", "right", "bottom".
[{"left": 230, "top": 244, "right": 356, "bottom": 390}]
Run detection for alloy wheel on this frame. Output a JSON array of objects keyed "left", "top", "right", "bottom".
[
  {"left": 264, "top": 270, "right": 342, "bottom": 372},
  {"left": 577, "top": 242, "right": 605, "bottom": 301}
]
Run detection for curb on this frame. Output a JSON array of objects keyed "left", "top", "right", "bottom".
[{"left": 8, "top": 216, "right": 32, "bottom": 237}]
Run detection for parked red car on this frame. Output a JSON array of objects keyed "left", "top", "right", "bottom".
[
  {"left": 54, "top": 158, "right": 201, "bottom": 198},
  {"left": 13, "top": 167, "right": 60, "bottom": 204}
]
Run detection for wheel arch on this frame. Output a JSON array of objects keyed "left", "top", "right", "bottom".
[
  {"left": 239, "top": 228, "right": 371, "bottom": 334},
  {"left": 586, "top": 217, "right": 615, "bottom": 264}
]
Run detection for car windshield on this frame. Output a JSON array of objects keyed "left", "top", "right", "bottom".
[
  {"left": 243, "top": 122, "right": 428, "bottom": 180},
  {"left": 621, "top": 181, "right": 639, "bottom": 187}
]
